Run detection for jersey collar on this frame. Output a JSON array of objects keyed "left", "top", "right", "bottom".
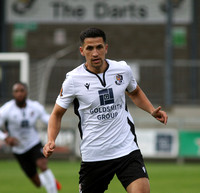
[{"left": 83, "top": 59, "right": 109, "bottom": 87}]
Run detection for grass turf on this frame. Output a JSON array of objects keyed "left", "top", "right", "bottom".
[{"left": 0, "top": 160, "right": 199, "bottom": 193}]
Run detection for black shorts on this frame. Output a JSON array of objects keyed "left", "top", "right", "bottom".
[
  {"left": 79, "top": 150, "right": 149, "bottom": 193},
  {"left": 14, "top": 143, "right": 45, "bottom": 178}
]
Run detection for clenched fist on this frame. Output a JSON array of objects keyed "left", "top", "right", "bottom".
[{"left": 43, "top": 141, "right": 56, "bottom": 158}]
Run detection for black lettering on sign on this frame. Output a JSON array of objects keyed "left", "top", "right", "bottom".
[
  {"left": 51, "top": 2, "right": 85, "bottom": 18},
  {"left": 94, "top": 2, "right": 148, "bottom": 19}
]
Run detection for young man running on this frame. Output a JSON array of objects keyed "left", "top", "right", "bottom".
[
  {"left": 0, "top": 82, "right": 61, "bottom": 193},
  {"left": 43, "top": 27, "right": 168, "bottom": 193}
]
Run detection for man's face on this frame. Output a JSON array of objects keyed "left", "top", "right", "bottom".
[
  {"left": 12, "top": 84, "right": 27, "bottom": 104},
  {"left": 80, "top": 37, "right": 108, "bottom": 71}
]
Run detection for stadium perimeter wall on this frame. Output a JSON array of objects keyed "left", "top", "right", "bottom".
[{"left": 1, "top": 105, "right": 200, "bottom": 160}]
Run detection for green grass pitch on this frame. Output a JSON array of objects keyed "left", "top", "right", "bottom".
[{"left": 0, "top": 160, "right": 199, "bottom": 193}]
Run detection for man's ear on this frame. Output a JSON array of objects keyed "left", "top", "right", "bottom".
[
  {"left": 79, "top": 46, "right": 85, "bottom": 56},
  {"left": 105, "top": 44, "right": 108, "bottom": 54}
]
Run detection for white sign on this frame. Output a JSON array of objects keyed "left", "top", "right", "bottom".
[
  {"left": 6, "top": 0, "right": 191, "bottom": 24},
  {"left": 136, "top": 128, "right": 179, "bottom": 158}
]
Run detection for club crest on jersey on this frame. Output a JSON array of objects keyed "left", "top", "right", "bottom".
[{"left": 115, "top": 74, "right": 124, "bottom": 85}]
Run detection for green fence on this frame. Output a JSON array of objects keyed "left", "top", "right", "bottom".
[{"left": 179, "top": 130, "right": 200, "bottom": 157}]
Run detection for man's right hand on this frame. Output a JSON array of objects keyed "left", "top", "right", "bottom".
[
  {"left": 43, "top": 141, "right": 56, "bottom": 158},
  {"left": 5, "top": 136, "right": 19, "bottom": 146}
]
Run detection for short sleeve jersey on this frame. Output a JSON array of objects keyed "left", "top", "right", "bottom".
[
  {"left": 0, "top": 99, "right": 50, "bottom": 154},
  {"left": 56, "top": 59, "right": 139, "bottom": 161}
]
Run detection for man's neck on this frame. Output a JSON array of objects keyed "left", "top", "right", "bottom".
[
  {"left": 86, "top": 60, "right": 108, "bottom": 74},
  {"left": 16, "top": 101, "right": 26, "bottom": 108}
]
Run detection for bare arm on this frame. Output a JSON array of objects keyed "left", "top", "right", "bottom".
[
  {"left": 127, "top": 85, "right": 168, "bottom": 125},
  {"left": 43, "top": 104, "right": 66, "bottom": 158},
  {"left": 0, "top": 130, "right": 19, "bottom": 146}
]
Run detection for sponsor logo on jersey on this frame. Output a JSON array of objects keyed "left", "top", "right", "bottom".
[
  {"left": 84, "top": 83, "right": 90, "bottom": 90},
  {"left": 90, "top": 104, "right": 122, "bottom": 120},
  {"left": 90, "top": 104, "right": 122, "bottom": 114},
  {"left": 92, "top": 88, "right": 120, "bottom": 120},
  {"left": 98, "top": 88, "right": 114, "bottom": 105},
  {"left": 21, "top": 120, "right": 29, "bottom": 128},
  {"left": 115, "top": 74, "right": 124, "bottom": 85}
]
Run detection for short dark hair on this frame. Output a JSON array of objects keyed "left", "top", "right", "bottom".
[
  {"left": 12, "top": 81, "right": 28, "bottom": 91},
  {"left": 80, "top": 28, "right": 106, "bottom": 44}
]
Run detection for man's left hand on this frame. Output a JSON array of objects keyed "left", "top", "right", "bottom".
[{"left": 151, "top": 106, "right": 168, "bottom": 125}]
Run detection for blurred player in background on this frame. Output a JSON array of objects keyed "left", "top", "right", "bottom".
[
  {"left": 43, "top": 28, "right": 168, "bottom": 193},
  {"left": 0, "top": 82, "right": 61, "bottom": 193}
]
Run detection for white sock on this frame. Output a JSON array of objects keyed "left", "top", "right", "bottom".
[{"left": 39, "top": 169, "right": 58, "bottom": 193}]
